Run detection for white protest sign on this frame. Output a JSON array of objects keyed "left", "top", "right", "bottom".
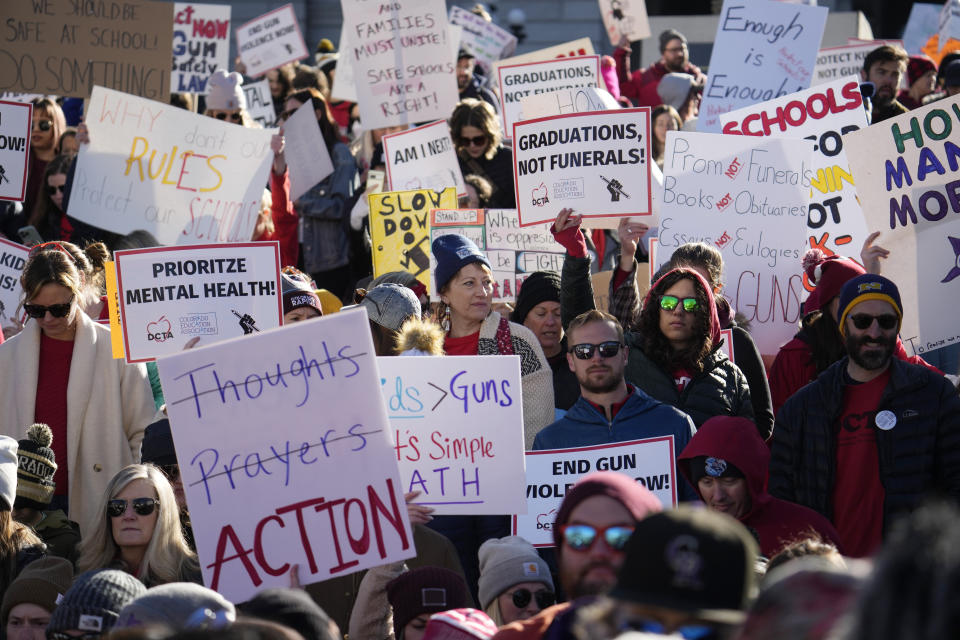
[
  {"left": 383, "top": 120, "right": 465, "bottom": 196},
  {"left": 698, "top": 0, "right": 828, "bottom": 133},
  {"left": 498, "top": 56, "right": 601, "bottom": 138},
  {"left": 379, "top": 355, "right": 525, "bottom": 515},
  {"left": 284, "top": 101, "right": 334, "bottom": 201},
  {"left": 843, "top": 94, "right": 960, "bottom": 356},
  {"left": 0, "top": 100, "right": 32, "bottom": 202},
  {"left": 69, "top": 86, "right": 275, "bottom": 246},
  {"left": 598, "top": 0, "right": 651, "bottom": 47},
  {"left": 115, "top": 243, "right": 282, "bottom": 363},
  {"left": 811, "top": 43, "right": 878, "bottom": 86},
  {"left": 904, "top": 3, "right": 943, "bottom": 54},
  {"left": 0, "top": 237, "right": 28, "bottom": 332},
  {"left": 940, "top": 0, "right": 960, "bottom": 48},
  {"left": 491, "top": 39, "right": 596, "bottom": 91},
  {"left": 658, "top": 131, "right": 812, "bottom": 355},
  {"left": 0, "top": 93, "right": 44, "bottom": 104},
  {"left": 513, "top": 438, "right": 677, "bottom": 547},
  {"left": 172, "top": 3, "right": 231, "bottom": 94},
  {"left": 157, "top": 307, "right": 414, "bottom": 603},
  {"left": 448, "top": 6, "right": 517, "bottom": 75},
  {"left": 341, "top": 0, "right": 459, "bottom": 130},
  {"left": 331, "top": 21, "right": 358, "bottom": 103},
  {"left": 720, "top": 77, "right": 870, "bottom": 273},
  {"left": 513, "top": 108, "right": 652, "bottom": 226},
  {"left": 519, "top": 86, "right": 619, "bottom": 120},
  {"left": 243, "top": 79, "right": 277, "bottom": 128},
  {"left": 236, "top": 4, "right": 309, "bottom": 77}
]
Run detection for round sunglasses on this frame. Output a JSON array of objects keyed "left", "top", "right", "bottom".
[
  {"left": 107, "top": 497, "right": 159, "bottom": 518},
  {"left": 506, "top": 587, "right": 556, "bottom": 610},
  {"left": 560, "top": 523, "right": 635, "bottom": 551},
  {"left": 659, "top": 295, "right": 699, "bottom": 313}
]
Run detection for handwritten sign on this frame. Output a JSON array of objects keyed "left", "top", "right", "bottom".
[
  {"left": 0, "top": 237, "right": 28, "bottom": 334},
  {"left": 598, "top": 0, "right": 651, "bottom": 47},
  {"left": 904, "top": 3, "right": 943, "bottom": 55},
  {"left": 284, "top": 101, "right": 334, "bottom": 202},
  {"left": 520, "top": 86, "right": 619, "bottom": 121},
  {"left": 513, "top": 109, "right": 652, "bottom": 226},
  {"left": 379, "top": 355, "right": 525, "bottom": 515},
  {"left": 156, "top": 307, "right": 414, "bottom": 603},
  {"left": 448, "top": 6, "right": 517, "bottom": 75},
  {"left": 235, "top": 4, "right": 309, "bottom": 77},
  {"left": 172, "top": 3, "right": 231, "bottom": 94},
  {"left": 941, "top": 0, "right": 960, "bottom": 47},
  {"left": 658, "top": 131, "right": 812, "bottom": 355},
  {"left": 0, "top": 0, "right": 173, "bottom": 99},
  {"left": 720, "top": 77, "right": 870, "bottom": 276},
  {"left": 243, "top": 79, "right": 277, "bottom": 128},
  {"left": 698, "top": 0, "right": 828, "bottom": 133},
  {"left": 0, "top": 100, "right": 32, "bottom": 202},
  {"left": 843, "top": 93, "right": 960, "bottom": 356},
  {"left": 369, "top": 188, "right": 457, "bottom": 293},
  {"left": 69, "top": 86, "right": 275, "bottom": 246},
  {"left": 383, "top": 121, "right": 465, "bottom": 196},
  {"left": 513, "top": 438, "right": 676, "bottom": 547},
  {"left": 498, "top": 56, "right": 601, "bottom": 137}
]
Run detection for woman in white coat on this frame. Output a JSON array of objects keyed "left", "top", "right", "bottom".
[{"left": 0, "top": 242, "right": 154, "bottom": 535}]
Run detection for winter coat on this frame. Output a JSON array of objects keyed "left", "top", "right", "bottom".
[
  {"left": 33, "top": 509, "right": 81, "bottom": 565},
  {"left": 296, "top": 142, "right": 358, "bottom": 274}
]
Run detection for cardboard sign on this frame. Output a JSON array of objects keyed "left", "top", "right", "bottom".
[
  {"left": 598, "top": 0, "right": 651, "bottom": 47},
  {"left": 0, "top": 237, "right": 28, "bottom": 333},
  {"left": 369, "top": 188, "right": 457, "bottom": 293},
  {"left": 104, "top": 261, "right": 125, "bottom": 359},
  {"left": 172, "top": 3, "right": 231, "bottom": 94},
  {"left": 115, "top": 243, "right": 282, "bottom": 363},
  {"left": 843, "top": 93, "right": 960, "bottom": 356},
  {"left": 379, "top": 355, "right": 526, "bottom": 515},
  {"left": 698, "top": 0, "right": 828, "bottom": 133},
  {"left": 448, "top": 6, "right": 517, "bottom": 75},
  {"left": 520, "top": 87, "right": 620, "bottom": 121},
  {"left": 156, "top": 307, "right": 414, "bottom": 603},
  {"left": 383, "top": 121, "right": 465, "bottom": 196},
  {"left": 243, "top": 79, "right": 277, "bottom": 128},
  {"left": 513, "top": 437, "right": 677, "bottom": 547},
  {"left": 1, "top": 0, "right": 172, "bottom": 99},
  {"left": 284, "top": 101, "right": 334, "bottom": 201},
  {"left": 658, "top": 131, "right": 812, "bottom": 355},
  {"left": 341, "top": 0, "right": 459, "bottom": 130},
  {"left": 498, "top": 56, "right": 601, "bottom": 138},
  {"left": 513, "top": 109, "right": 652, "bottom": 226},
  {"left": 235, "top": 4, "right": 309, "bottom": 77},
  {"left": 720, "top": 78, "right": 870, "bottom": 276},
  {"left": 0, "top": 101, "right": 32, "bottom": 202},
  {"left": 69, "top": 86, "right": 275, "bottom": 246}
]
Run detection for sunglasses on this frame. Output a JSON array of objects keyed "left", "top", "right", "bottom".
[
  {"left": 33, "top": 119, "right": 53, "bottom": 131},
  {"left": 561, "top": 523, "right": 635, "bottom": 551},
  {"left": 23, "top": 300, "right": 73, "bottom": 319},
  {"left": 460, "top": 134, "right": 487, "bottom": 147},
  {"left": 849, "top": 313, "right": 898, "bottom": 331},
  {"left": 46, "top": 184, "right": 64, "bottom": 195},
  {"left": 212, "top": 111, "right": 243, "bottom": 122},
  {"left": 29, "top": 241, "right": 77, "bottom": 262},
  {"left": 107, "top": 497, "right": 159, "bottom": 518},
  {"left": 660, "top": 295, "right": 699, "bottom": 312},
  {"left": 570, "top": 341, "right": 623, "bottom": 360},
  {"left": 508, "top": 588, "right": 556, "bottom": 610}
]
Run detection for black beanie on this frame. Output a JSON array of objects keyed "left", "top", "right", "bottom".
[
  {"left": 239, "top": 588, "right": 339, "bottom": 640},
  {"left": 512, "top": 271, "right": 561, "bottom": 326},
  {"left": 140, "top": 418, "right": 178, "bottom": 467}
]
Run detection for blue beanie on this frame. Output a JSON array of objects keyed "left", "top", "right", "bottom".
[
  {"left": 432, "top": 234, "right": 491, "bottom": 292},
  {"left": 836, "top": 274, "right": 902, "bottom": 336}
]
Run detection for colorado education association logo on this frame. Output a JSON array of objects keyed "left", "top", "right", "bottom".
[
  {"left": 146, "top": 315, "right": 174, "bottom": 342},
  {"left": 531, "top": 182, "right": 550, "bottom": 207}
]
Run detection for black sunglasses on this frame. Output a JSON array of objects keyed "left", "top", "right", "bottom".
[
  {"left": 212, "top": 111, "right": 242, "bottom": 122},
  {"left": 849, "top": 313, "right": 898, "bottom": 331},
  {"left": 508, "top": 587, "right": 555, "bottom": 610},
  {"left": 23, "top": 300, "right": 73, "bottom": 319},
  {"left": 570, "top": 341, "right": 623, "bottom": 360},
  {"left": 33, "top": 119, "right": 53, "bottom": 131},
  {"left": 460, "top": 134, "right": 486, "bottom": 147},
  {"left": 107, "top": 497, "right": 159, "bottom": 518},
  {"left": 46, "top": 184, "right": 64, "bottom": 195}
]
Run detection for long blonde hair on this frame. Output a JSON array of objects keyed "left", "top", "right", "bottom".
[{"left": 77, "top": 464, "right": 197, "bottom": 585}]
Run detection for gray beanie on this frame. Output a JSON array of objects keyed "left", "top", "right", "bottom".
[
  {"left": 657, "top": 73, "right": 696, "bottom": 110},
  {"left": 47, "top": 569, "right": 146, "bottom": 634},
  {"left": 477, "top": 536, "right": 553, "bottom": 610},
  {"left": 115, "top": 582, "right": 236, "bottom": 630}
]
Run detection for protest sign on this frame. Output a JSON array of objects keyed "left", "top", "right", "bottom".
[
  {"left": 235, "top": 5, "right": 309, "bottom": 77},
  {"left": 811, "top": 43, "right": 882, "bottom": 86},
  {"left": 0, "top": 100, "right": 32, "bottom": 202},
  {"left": 698, "top": 0, "right": 828, "bottom": 133},
  {"left": 379, "top": 355, "right": 525, "bottom": 515},
  {"left": 172, "top": 3, "right": 230, "bottom": 94},
  {"left": 104, "top": 261, "right": 125, "bottom": 359},
  {"left": 157, "top": 307, "right": 414, "bottom": 603},
  {"left": 513, "top": 437, "right": 676, "bottom": 547},
  {"left": 0, "top": 93, "right": 44, "bottom": 104},
  {"left": 115, "top": 242, "right": 281, "bottom": 363},
  {"left": 369, "top": 187, "right": 457, "bottom": 293},
  {"left": 0, "top": 237, "right": 28, "bottom": 334},
  {"left": 383, "top": 121, "right": 465, "bottom": 196},
  {"left": 1, "top": 0, "right": 173, "bottom": 99},
  {"left": 941, "top": 0, "right": 960, "bottom": 48},
  {"left": 243, "top": 79, "right": 277, "bottom": 128},
  {"left": 284, "top": 101, "right": 334, "bottom": 201},
  {"left": 513, "top": 109, "right": 652, "bottom": 226},
  {"left": 598, "top": 0, "right": 651, "bottom": 47},
  {"left": 658, "top": 131, "right": 812, "bottom": 355},
  {"left": 69, "top": 86, "right": 275, "bottom": 246},
  {"left": 520, "top": 86, "right": 619, "bottom": 120},
  {"left": 843, "top": 93, "right": 960, "bottom": 357},
  {"left": 904, "top": 3, "right": 944, "bottom": 55},
  {"left": 448, "top": 6, "right": 517, "bottom": 75},
  {"left": 491, "top": 39, "right": 596, "bottom": 90},
  {"left": 720, "top": 77, "right": 870, "bottom": 282},
  {"left": 498, "top": 56, "right": 601, "bottom": 137},
  {"left": 330, "top": 22, "right": 358, "bottom": 103},
  {"left": 340, "top": 0, "right": 459, "bottom": 130}
]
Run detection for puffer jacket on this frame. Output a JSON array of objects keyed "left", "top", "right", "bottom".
[{"left": 769, "top": 357, "right": 960, "bottom": 531}]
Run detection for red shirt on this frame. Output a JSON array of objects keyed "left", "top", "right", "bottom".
[
  {"left": 832, "top": 368, "right": 890, "bottom": 557},
  {"left": 444, "top": 331, "right": 479, "bottom": 356},
  {"left": 673, "top": 368, "right": 693, "bottom": 393},
  {"left": 34, "top": 332, "right": 75, "bottom": 495}
]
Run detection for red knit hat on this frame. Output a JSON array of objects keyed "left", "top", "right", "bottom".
[
  {"left": 907, "top": 55, "right": 936, "bottom": 86},
  {"left": 801, "top": 250, "right": 864, "bottom": 315}
]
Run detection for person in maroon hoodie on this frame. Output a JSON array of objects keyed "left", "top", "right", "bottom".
[{"left": 678, "top": 416, "right": 842, "bottom": 558}]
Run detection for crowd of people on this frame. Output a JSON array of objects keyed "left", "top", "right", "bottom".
[{"left": 1, "top": 4, "right": 960, "bottom": 640}]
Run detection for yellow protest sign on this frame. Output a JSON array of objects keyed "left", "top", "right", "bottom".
[{"left": 104, "top": 261, "right": 125, "bottom": 359}]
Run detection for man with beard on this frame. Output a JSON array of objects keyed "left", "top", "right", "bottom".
[
  {"left": 862, "top": 45, "right": 909, "bottom": 123},
  {"left": 457, "top": 50, "right": 499, "bottom": 113},
  {"left": 770, "top": 274, "right": 960, "bottom": 557},
  {"left": 532, "top": 310, "right": 697, "bottom": 501},
  {"left": 614, "top": 29, "right": 704, "bottom": 108}
]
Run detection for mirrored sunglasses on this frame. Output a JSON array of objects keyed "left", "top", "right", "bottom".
[
  {"left": 107, "top": 497, "right": 159, "bottom": 518},
  {"left": 509, "top": 588, "right": 556, "bottom": 610},
  {"left": 660, "top": 295, "right": 699, "bottom": 312},
  {"left": 33, "top": 119, "right": 53, "bottom": 131},
  {"left": 849, "top": 313, "right": 898, "bottom": 331},
  {"left": 561, "top": 523, "right": 635, "bottom": 551},
  {"left": 570, "top": 341, "right": 623, "bottom": 360}
]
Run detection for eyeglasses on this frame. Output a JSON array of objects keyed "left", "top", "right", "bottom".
[
  {"left": 23, "top": 299, "right": 73, "bottom": 319},
  {"left": 47, "top": 632, "right": 102, "bottom": 640},
  {"left": 33, "top": 119, "right": 53, "bottom": 132},
  {"left": 570, "top": 341, "right": 623, "bottom": 360},
  {"left": 211, "top": 111, "right": 243, "bottom": 122},
  {"left": 660, "top": 295, "right": 699, "bottom": 313},
  {"left": 46, "top": 184, "right": 65, "bottom": 195},
  {"left": 107, "top": 497, "right": 159, "bottom": 518},
  {"left": 508, "top": 588, "right": 556, "bottom": 610},
  {"left": 159, "top": 464, "right": 180, "bottom": 481},
  {"left": 459, "top": 134, "right": 487, "bottom": 147},
  {"left": 560, "top": 523, "right": 635, "bottom": 551},
  {"left": 849, "top": 313, "right": 898, "bottom": 331}
]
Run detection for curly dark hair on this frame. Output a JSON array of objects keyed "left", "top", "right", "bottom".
[{"left": 637, "top": 268, "right": 713, "bottom": 373}]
